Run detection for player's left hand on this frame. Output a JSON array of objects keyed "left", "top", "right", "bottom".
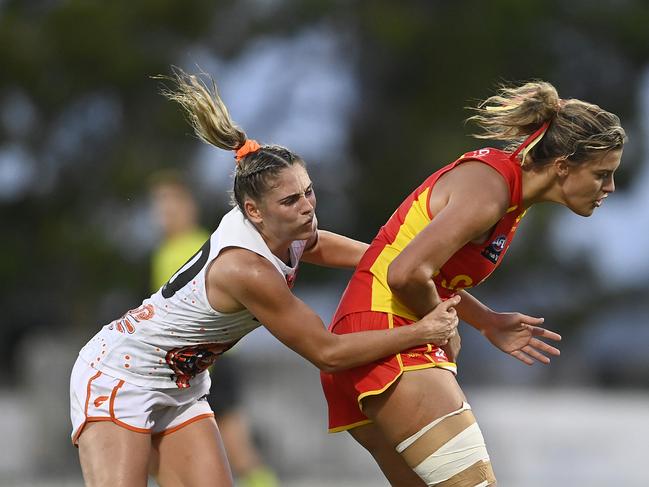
[{"left": 482, "top": 312, "right": 561, "bottom": 365}]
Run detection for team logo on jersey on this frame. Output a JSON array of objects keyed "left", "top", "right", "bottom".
[
  {"left": 166, "top": 341, "right": 238, "bottom": 388},
  {"left": 481, "top": 235, "right": 507, "bottom": 264}
]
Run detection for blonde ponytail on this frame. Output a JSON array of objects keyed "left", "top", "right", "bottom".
[
  {"left": 467, "top": 80, "right": 626, "bottom": 166},
  {"left": 468, "top": 81, "right": 560, "bottom": 141},
  {"left": 157, "top": 67, "right": 247, "bottom": 151},
  {"left": 155, "top": 67, "right": 307, "bottom": 214}
]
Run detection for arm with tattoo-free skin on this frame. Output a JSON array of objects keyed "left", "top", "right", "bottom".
[
  {"left": 206, "top": 248, "right": 460, "bottom": 373},
  {"left": 456, "top": 290, "right": 560, "bottom": 365},
  {"left": 386, "top": 162, "right": 561, "bottom": 365},
  {"left": 387, "top": 162, "right": 508, "bottom": 317},
  {"left": 301, "top": 229, "right": 369, "bottom": 269}
]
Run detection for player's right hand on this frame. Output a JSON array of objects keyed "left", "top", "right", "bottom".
[{"left": 417, "top": 295, "right": 461, "bottom": 346}]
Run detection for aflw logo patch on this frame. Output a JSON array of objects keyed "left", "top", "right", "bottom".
[{"left": 481, "top": 235, "right": 507, "bottom": 264}]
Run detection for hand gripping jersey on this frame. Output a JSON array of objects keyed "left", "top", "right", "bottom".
[
  {"left": 79, "top": 207, "right": 307, "bottom": 389},
  {"left": 332, "top": 147, "right": 526, "bottom": 323}
]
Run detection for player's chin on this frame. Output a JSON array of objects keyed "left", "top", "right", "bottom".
[{"left": 571, "top": 204, "right": 596, "bottom": 217}]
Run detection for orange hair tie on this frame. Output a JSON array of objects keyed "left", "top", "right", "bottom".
[{"left": 234, "top": 139, "right": 261, "bottom": 162}]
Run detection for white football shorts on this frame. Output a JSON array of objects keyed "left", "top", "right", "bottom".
[{"left": 70, "top": 356, "right": 213, "bottom": 445}]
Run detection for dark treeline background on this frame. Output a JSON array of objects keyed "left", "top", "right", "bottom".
[{"left": 2, "top": 0, "right": 648, "bottom": 387}]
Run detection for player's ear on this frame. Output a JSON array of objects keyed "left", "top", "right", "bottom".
[
  {"left": 552, "top": 156, "right": 570, "bottom": 178},
  {"left": 244, "top": 198, "right": 263, "bottom": 224}
]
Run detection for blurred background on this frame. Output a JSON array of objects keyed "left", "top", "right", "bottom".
[{"left": 1, "top": 0, "right": 648, "bottom": 486}]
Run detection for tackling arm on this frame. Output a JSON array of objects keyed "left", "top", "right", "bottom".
[
  {"left": 301, "top": 230, "right": 369, "bottom": 269},
  {"left": 208, "top": 248, "right": 459, "bottom": 372}
]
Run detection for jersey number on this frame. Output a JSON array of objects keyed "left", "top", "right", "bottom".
[{"left": 161, "top": 239, "right": 211, "bottom": 298}]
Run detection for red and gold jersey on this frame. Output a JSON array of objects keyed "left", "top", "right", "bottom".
[{"left": 333, "top": 147, "right": 526, "bottom": 323}]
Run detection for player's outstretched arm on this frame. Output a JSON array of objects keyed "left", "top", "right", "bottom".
[
  {"left": 457, "top": 290, "right": 561, "bottom": 365},
  {"left": 301, "top": 229, "right": 369, "bottom": 269},
  {"left": 211, "top": 249, "right": 459, "bottom": 372}
]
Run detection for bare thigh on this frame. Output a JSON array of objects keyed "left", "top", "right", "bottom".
[
  {"left": 78, "top": 421, "right": 152, "bottom": 487},
  {"left": 217, "top": 410, "right": 263, "bottom": 475},
  {"left": 361, "top": 367, "right": 467, "bottom": 446},
  {"left": 149, "top": 416, "right": 233, "bottom": 487},
  {"left": 349, "top": 423, "right": 426, "bottom": 487}
]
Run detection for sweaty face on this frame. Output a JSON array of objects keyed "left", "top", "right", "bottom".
[
  {"left": 561, "top": 149, "right": 622, "bottom": 217},
  {"left": 252, "top": 164, "right": 316, "bottom": 243}
]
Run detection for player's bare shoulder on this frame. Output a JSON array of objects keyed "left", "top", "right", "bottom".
[
  {"left": 436, "top": 161, "right": 510, "bottom": 214},
  {"left": 443, "top": 161, "right": 508, "bottom": 195},
  {"left": 206, "top": 247, "right": 280, "bottom": 313}
]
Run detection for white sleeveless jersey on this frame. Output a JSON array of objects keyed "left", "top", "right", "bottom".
[{"left": 79, "top": 207, "right": 307, "bottom": 389}]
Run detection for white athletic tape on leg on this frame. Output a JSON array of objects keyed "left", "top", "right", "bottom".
[
  {"left": 396, "top": 402, "right": 471, "bottom": 453},
  {"left": 414, "top": 422, "right": 489, "bottom": 482},
  {"left": 395, "top": 402, "right": 493, "bottom": 486}
]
